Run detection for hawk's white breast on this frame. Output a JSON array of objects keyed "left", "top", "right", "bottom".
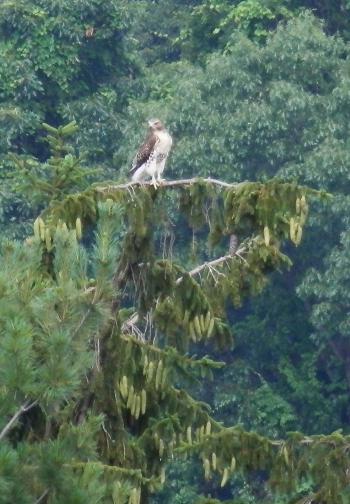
[{"left": 155, "top": 130, "right": 172, "bottom": 154}]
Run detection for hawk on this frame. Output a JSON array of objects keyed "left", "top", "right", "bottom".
[{"left": 130, "top": 118, "right": 172, "bottom": 187}]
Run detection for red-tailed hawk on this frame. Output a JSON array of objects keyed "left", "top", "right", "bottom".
[{"left": 130, "top": 119, "right": 172, "bottom": 187}]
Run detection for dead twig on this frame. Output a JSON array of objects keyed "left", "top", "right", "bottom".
[{"left": 0, "top": 400, "right": 38, "bottom": 441}]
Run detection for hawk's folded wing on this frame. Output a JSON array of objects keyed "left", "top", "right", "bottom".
[{"left": 130, "top": 133, "right": 158, "bottom": 173}]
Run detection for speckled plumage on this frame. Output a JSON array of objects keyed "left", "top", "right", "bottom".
[{"left": 130, "top": 119, "right": 172, "bottom": 187}]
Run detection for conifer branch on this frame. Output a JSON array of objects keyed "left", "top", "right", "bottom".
[
  {"left": 175, "top": 425, "right": 350, "bottom": 454},
  {"left": 95, "top": 177, "right": 243, "bottom": 193},
  {"left": 0, "top": 400, "right": 38, "bottom": 442},
  {"left": 65, "top": 461, "right": 154, "bottom": 483},
  {"left": 120, "top": 333, "right": 225, "bottom": 370},
  {"left": 175, "top": 245, "right": 248, "bottom": 285}
]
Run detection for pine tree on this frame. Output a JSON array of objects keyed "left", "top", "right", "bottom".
[{"left": 1, "top": 124, "right": 348, "bottom": 504}]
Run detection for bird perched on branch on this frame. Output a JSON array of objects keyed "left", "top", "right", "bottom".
[{"left": 130, "top": 118, "right": 172, "bottom": 188}]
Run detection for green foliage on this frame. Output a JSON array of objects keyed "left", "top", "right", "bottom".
[
  {"left": 2, "top": 163, "right": 346, "bottom": 503},
  {"left": 220, "top": 0, "right": 293, "bottom": 41},
  {"left": 119, "top": 14, "right": 347, "bottom": 184},
  {"left": 4, "top": 113, "right": 344, "bottom": 501},
  {"left": 2, "top": 2, "right": 350, "bottom": 503},
  {"left": 0, "top": 205, "right": 124, "bottom": 502},
  {"left": 288, "top": 0, "right": 350, "bottom": 38},
  {"left": 41, "top": 176, "right": 314, "bottom": 353},
  {"left": 0, "top": 0, "right": 137, "bottom": 241},
  {"left": 177, "top": 0, "right": 295, "bottom": 57},
  {"left": 113, "top": 22, "right": 350, "bottom": 493},
  {"left": 165, "top": 1, "right": 350, "bottom": 60},
  {"left": 0, "top": 0, "right": 136, "bottom": 172},
  {"left": 10, "top": 121, "right": 99, "bottom": 206}
]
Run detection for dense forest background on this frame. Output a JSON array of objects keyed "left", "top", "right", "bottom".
[{"left": 1, "top": 1, "right": 350, "bottom": 503}]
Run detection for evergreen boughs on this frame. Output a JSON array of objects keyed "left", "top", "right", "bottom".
[
  {"left": 1, "top": 133, "right": 346, "bottom": 502},
  {"left": 10, "top": 122, "right": 99, "bottom": 207},
  {"left": 0, "top": 210, "right": 123, "bottom": 502},
  {"left": 41, "top": 177, "right": 318, "bottom": 354}
]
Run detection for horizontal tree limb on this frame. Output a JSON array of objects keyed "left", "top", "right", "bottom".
[
  {"left": 174, "top": 425, "right": 350, "bottom": 453},
  {"left": 95, "top": 177, "right": 245, "bottom": 193},
  {"left": 120, "top": 332, "right": 225, "bottom": 369}
]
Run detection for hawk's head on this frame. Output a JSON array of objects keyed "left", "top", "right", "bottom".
[{"left": 148, "top": 118, "right": 165, "bottom": 131}]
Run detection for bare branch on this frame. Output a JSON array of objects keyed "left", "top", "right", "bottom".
[
  {"left": 0, "top": 400, "right": 38, "bottom": 441},
  {"left": 176, "top": 245, "right": 247, "bottom": 285},
  {"left": 34, "top": 489, "right": 49, "bottom": 504},
  {"left": 121, "top": 312, "right": 145, "bottom": 340},
  {"left": 95, "top": 177, "right": 245, "bottom": 193},
  {"left": 72, "top": 307, "right": 92, "bottom": 339}
]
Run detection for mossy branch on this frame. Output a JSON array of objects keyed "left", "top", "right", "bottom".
[
  {"left": 66, "top": 461, "right": 155, "bottom": 483},
  {"left": 120, "top": 333, "right": 225, "bottom": 371},
  {"left": 95, "top": 177, "right": 238, "bottom": 192}
]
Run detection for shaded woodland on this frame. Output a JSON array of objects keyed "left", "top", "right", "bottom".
[{"left": 1, "top": 1, "right": 350, "bottom": 503}]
